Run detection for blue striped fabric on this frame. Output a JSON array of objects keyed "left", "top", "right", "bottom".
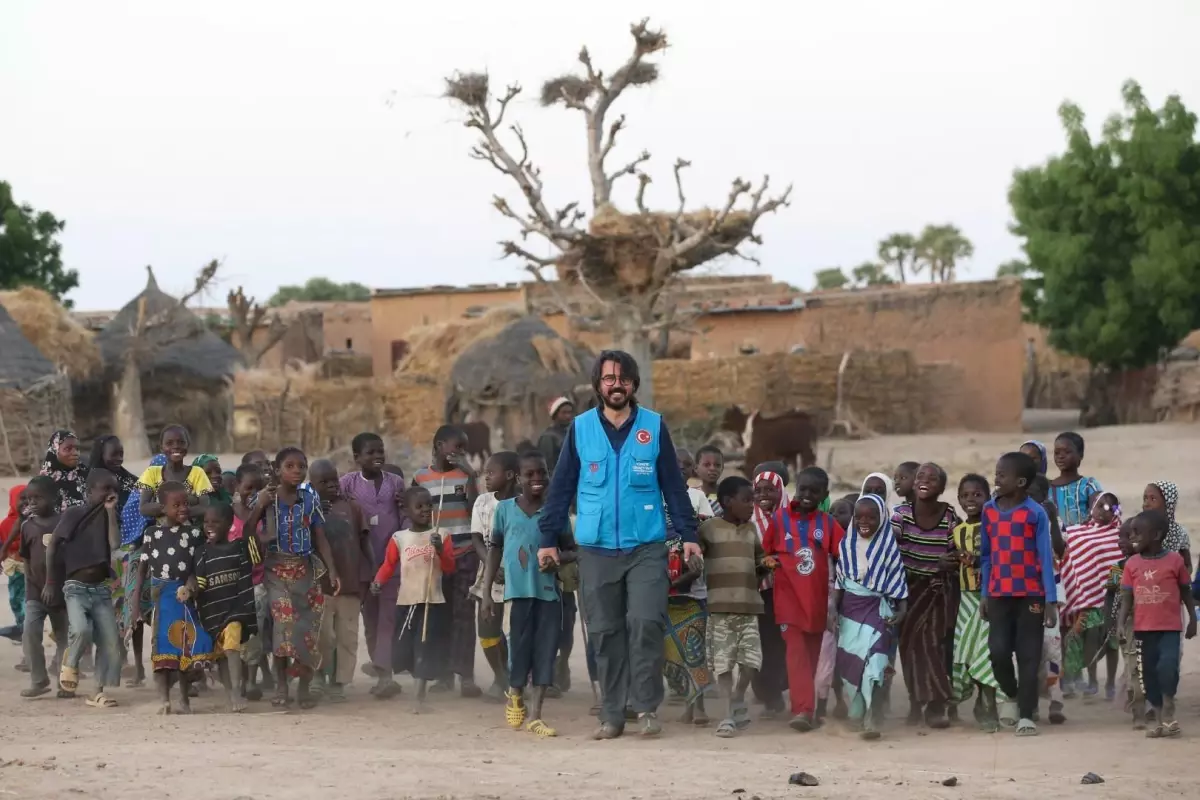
[{"left": 836, "top": 494, "right": 908, "bottom": 601}]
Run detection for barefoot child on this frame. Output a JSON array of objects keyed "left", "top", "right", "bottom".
[
  {"left": 45, "top": 469, "right": 124, "bottom": 707},
  {"left": 981, "top": 452, "right": 1057, "bottom": 737},
  {"left": 470, "top": 451, "right": 519, "bottom": 702},
  {"left": 701, "top": 476, "right": 764, "bottom": 738},
  {"left": 132, "top": 481, "right": 213, "bottom": 713},
  {"left": 482, "top": 451, "right": 568, "bottom": 737},
  {"left": 835, "top": 494, "right": 908, "bottom": 740},
  {"left": 763, "top": 466, "right": 845, "bottom": 733},
  {"left": 192, "top": 502, "right": 259, "bottom": 712},
  {"left": 245, "top": 447, "right": 341, "bottom": 709},
  {"left": 750, "top": 462, "right": 789, "bottom": 719},
  {"left": 1119, "top": 510, "right": 1196, "bottom": 737},
  {"left": 231, "top": 463, "right": 272, "bottom": 701},
  {"left": 1029, "top": 474, "right": 1067, "bottom": 720},
  {"left": 339, "top": 432, "right": 407, "bottom": 697},
  {"left": 1060, "top": 492, "right": 1123, "bottom": 701},
  {"left": 11, "top": 478, "right": 66, "bottom": 698},
  {"left": 666, "top": 447, "right": 715, "bottom": 713},
  {"left": 309, "top": 458, "right": 368, "bottom": 702},
  {"left": 0, "top": 485, "right": 27, "bottom": 648},
  {"left": 372, "top": 486, "right": 456, "bottom": 713},
  {"left": 950, "top": 474, "right": 1004, "bottom": 732},
  {"left": 412, "top": 425, "right": 480, "bottom": 697}
]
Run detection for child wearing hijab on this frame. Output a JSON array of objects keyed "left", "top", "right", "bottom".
[
  {"left": 39, "top": 430, "right": 88, "bottom": 513},
  {"left": 1019, "top": 441, "right": 1049, "bottom": 476},
  {"left": 861, "top": 472, "right": 897, "bottom": 510},
  {"left": 1061, "top": 492, "right": 1124, "bottom": 699},
  {"left": 750, "top": 462, "right": 789, "bottom": 719},
  {"left": 834, "top": 494, "right": 908, "bottom": 740}
]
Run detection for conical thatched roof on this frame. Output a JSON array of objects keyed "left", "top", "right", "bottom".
[
  {"left": 97, "top": 268, "right": 241, "bottom": 380},
  {"left": 0, "top": 301, "right": 61, "bottom": 391},
  {"left": 448, "top": 316, "right": 592, "bottom": 406}
]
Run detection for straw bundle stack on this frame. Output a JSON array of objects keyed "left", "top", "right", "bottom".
[
  {"left": 395, "top": 306, "right": 525, "bottom": 381},
  {"left": 0, "top": 287, "right": 100, "bottom": 380}
]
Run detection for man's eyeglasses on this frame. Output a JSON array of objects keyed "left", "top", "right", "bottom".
[{"left": 600, "top": 375, "right": 633, "bottom": 387}]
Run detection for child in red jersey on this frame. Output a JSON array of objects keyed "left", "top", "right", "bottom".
[
  {"left": 1119, "top": 509, "right": 1196, "bottom": 738},
  {"left": 762, "top": 466, "right": 845, "bottom": 732}
]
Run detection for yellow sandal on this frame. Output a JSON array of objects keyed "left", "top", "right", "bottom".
[
  {"left": 527, "top": 719, "right": 557, "bottom": 738},
  {"left": 505, "top": 690, "right": 526, "bottom": 729},
  {"left": 59, "top": 665, "right": 79, "bottom": 692}
]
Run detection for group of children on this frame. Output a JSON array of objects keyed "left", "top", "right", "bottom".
[
  {"left": 666, "top": 433, "right": 1196, "bottom": 741},
  {"left": 2, "top": 424, "right": 1196, "bottom": 743}
]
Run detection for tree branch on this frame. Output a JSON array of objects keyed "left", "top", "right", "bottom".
[
  {"left": 635, "top": 173, "right": 652, "bottom": 213},
  {"left": 522, "top": 264, "right": 605, "bottom": 333},
  {"left": 446, "top": 73, "right": 582, "bottom": 249},
  {"left": 607, "top": 149, "right": 651, "bottom": 196}
]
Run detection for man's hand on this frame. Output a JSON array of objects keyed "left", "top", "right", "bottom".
[
  {"left": 1043, "top": 602, "right": 1058, "bottom": 629},
  {"left": 537, "top": 547, "right": 559, "bottom": 568},
  {"left": 682, "top": 542, "right": 702, "bottom": 564}
]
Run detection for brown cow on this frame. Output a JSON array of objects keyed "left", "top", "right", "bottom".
[{"left": 721, "top": 405, "right": 818, "bottom": 478}]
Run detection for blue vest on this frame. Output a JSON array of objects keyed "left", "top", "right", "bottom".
[{"left": 573, "top": 406, "right": 667, "bottom": 550}]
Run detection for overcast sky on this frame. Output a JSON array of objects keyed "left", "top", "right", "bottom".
[{"left": 3, "top": 1, "right": 1197, "bottom": 311}]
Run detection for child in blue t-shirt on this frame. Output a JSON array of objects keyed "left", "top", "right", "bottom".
[{"left": 481, "top": 450, "right": 575, "bottom": 738}]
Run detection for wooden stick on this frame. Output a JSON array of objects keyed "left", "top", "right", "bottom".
[{"left": 422, "top": 474, "right": 447, "bottom": 643}]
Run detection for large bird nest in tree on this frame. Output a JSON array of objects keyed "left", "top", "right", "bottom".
[{"left": 444, "top": 18, "right": 790, "bottom": 344}]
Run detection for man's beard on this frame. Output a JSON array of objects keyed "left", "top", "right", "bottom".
[{"left": 601, "top": 389, "right": 630, "bottom": 410}]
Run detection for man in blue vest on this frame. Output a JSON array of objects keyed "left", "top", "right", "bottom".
[{"left": 538, "top": 349, "right": 700, "bottom": 739}]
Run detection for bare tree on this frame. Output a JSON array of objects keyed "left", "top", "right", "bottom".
[
  {"left": 112, "top": 261, "right": 220, "bottom": 460},
  {"left": 444, "top": 19, "right": 791, "bottom": 406},
  {"left": 227, "top": 286, "right": 288, "bottom": 366}
]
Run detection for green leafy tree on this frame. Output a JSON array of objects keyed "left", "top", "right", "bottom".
[
  {"left": 0, "top": 181, "right": 79, "bottom": 306},
  {"left": 877, "top": 232, "right": 917, "bottom": 283},
  {"left": 1009, "top": 79, "right": 1200, "bottom": 423},
  {"left": 995, "top": 258, "right": 1040, "bottom": 320},
  {"left": 814, "top": 267, "right": 849, "bottom": 290},
  {"left": 268, "top": 277, "right": 371, "bottom": 307},
  {"left": 914, "top": 224, "right": 973, "bottom": 282},
  {"left": 851, "top": 261, "right": 895, "bottom": 287}
]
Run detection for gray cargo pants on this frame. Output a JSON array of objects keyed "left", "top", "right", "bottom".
[{"left": 579, "top": 541, "right": 669, "bottom": 728}]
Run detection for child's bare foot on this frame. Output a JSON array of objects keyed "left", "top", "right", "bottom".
[
  {"left": 171, "top": 697, "right": 192, "bottom": 715},
  {"left": 680, "top": 706, "right": 694, "bottom": 724},
  {"left": 833, "top": 697, "right": 849, "bottom": 720},
  {"left": 230, "top": 694, "right": 248, "bottom": 713},
  {"left": 430, "top": 678, "right": 453, "bottom": 694},
  {"left": 412, "top": 700, "right": 433, "bottom": 715},
  {"left": 271, "top": 685, "right": 290, "bottom": 708},
  {"left": 157, "top": 702, "right": 172, "bottom": 715},
  {"left": 297, "top": 679, "right": 318, "bottom": 710}
]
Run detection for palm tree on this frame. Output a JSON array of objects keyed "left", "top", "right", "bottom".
[
  {"left": 915, "top": 224, "right": 974, "bottom": 282},
  {"left": 877, "top": 233, "right": 917, "bottom": 284}
]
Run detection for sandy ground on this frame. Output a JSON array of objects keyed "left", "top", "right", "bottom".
[{"left": 0, "top": 425, "right": 1198, "bottom": 799}]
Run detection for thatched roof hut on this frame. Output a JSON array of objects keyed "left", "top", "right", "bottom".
[
  {"left": 445, "top": 316, "right": 592, "bottom": 447},
  {"left": 0, "top": 287, "right": 100, "bottom": 381},
  {"left": 0, "top": 302, "right": 73, "bottom": 474},
  {"left": 73, "top": 269, "right": 243, "bottom": 452}
]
